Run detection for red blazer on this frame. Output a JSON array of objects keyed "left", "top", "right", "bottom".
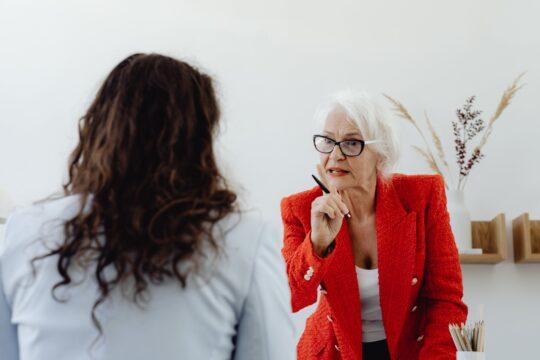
[{"left": 280, "top": 174, "right": 467, "bottom": 360}]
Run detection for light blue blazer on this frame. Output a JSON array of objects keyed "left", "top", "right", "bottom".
[{"left": 0, "top": 195, "right": 295, "bottom": 360}]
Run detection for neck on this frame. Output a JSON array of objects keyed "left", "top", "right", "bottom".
[{"left": 341, "top": 175, "right": 377, "bottom": 222}]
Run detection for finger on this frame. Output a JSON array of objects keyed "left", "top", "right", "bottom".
[
  {"left": 322, "top": 200, "right": 345, "bottom": 220},
  {"left": 327, "top": 194, "right": 350, "bottom": 216},
  {"left": 332, "top": 190, "right": 350, "bottom": 212},
  {"left": 320, "top": 204, "right": 336, "bottom": 219},
  {"left": 311, "top": 197, "right": 323, "bottom": 211},
  {"left": 316, "top": 164, "right": 351, "bottom": 217},
  {"left": 328, "top": 200, "right": 346, "bottom": 220},
  {"left": 315, "top": 203, "right": 338, "bottom": 219},
  {"left": 336, "top": 190, "right": 353, "bottom": 218}
]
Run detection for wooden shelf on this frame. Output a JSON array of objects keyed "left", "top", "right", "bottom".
[
  {"left": 512, "top": 213, "right": 540, "bottom": 263},
  {"left": 459, "top": 214, "right": 507, "bottom": 264}
]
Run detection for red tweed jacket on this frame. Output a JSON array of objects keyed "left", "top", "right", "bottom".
[{"left": 280, "top": 174, "right": 467, "bottom": 360}]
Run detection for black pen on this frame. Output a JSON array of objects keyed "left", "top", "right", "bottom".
[
  {"left": 311, "top": 174, "right": 330, "bottom": 194},
  {"left": 311, "top": 174, "right": 351, "bottom": 218}
]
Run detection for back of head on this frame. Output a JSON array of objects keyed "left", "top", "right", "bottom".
[{"left": 38, "top": 53, "right": 237, "bottom": 329}]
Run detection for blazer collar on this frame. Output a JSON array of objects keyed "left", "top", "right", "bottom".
[
  {"left": 375, "top": 175, "right": 418, "bottom": 353},
  {"left": 374, "top": 175, "right": 410, "bottom": 229}
]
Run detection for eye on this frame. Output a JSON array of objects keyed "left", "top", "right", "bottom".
[
  {"left": 323, "top": 138, "right": 334, "bottom": 144},
  {"left": 343, "top": 140, "right": 361, "bottom": 147}
]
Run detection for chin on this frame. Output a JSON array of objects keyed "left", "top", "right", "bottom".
[{"left": 328, "top": 177, "right": 353, "bottom": 191}]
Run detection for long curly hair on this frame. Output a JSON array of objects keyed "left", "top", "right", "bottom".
[{"left": 34, "top": 53, "right": 237, "bottom": 331}]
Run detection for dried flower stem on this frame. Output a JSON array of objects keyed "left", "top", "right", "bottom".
[
  {"left": 385, "top": 73, "right": 524, "bottom": 191},
  {"left": 454, "top": 96, "right": 485, "bottom": 190},
  {"left": 460, "top": 73, "right": 525, "bottom": 189},
  {"left": 384, "top": 94, "right": 454, "bottom": 189}
]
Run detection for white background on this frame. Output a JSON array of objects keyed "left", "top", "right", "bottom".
[{"left": 1, "top": 0, "right": 539, "bottom": 358}]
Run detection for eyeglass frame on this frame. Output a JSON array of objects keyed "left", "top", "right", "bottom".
[{"left": 312, "top": 134, "right": 382, "bottom": 157}]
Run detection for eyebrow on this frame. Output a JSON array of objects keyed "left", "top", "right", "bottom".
[{"left": 322, "top": 131, "right": 362, "bottom": 137}]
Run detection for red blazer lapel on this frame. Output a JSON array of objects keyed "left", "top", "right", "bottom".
[
  {"left": 324, "top": 219, "right": 362, "bottom": 358},
  {"left": 375, "top": 176, "right": 417, "bottom": 353}
]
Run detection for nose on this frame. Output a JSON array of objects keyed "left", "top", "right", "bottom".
[{"left": 329, "top": 144, "right": 346, "bottom": 161}]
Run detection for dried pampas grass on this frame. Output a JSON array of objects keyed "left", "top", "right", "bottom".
[
  {"left": 384, "top": 94, "right": 453, "bottom": 189},
  {"left": 475, "top": 73, "right": 525, "bottom": 152},
  {"left": 385, "top": 73, "right": 524, "bottom": 190}
]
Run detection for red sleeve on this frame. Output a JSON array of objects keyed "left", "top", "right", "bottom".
[
  {"left": 418, "top": 175, "right": 468, "bottom": 359},
  {"left": 280, "top": 196, "right": 336, "bottom": 312}
]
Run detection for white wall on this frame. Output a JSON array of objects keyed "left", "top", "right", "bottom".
[{"left": 1, "top": 0, "right": 539, "bottom": 358}]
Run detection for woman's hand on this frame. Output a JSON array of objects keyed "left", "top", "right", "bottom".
[{"left": 310, "top": 165, "right": 350, "bottom": 257}]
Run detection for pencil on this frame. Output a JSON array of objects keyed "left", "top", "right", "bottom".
[
  {"left": 448, "top": 324, "right": 462, "bottom": 351},
  {"left": 479, "top": 321, "right": 485, "bottom": 352}
]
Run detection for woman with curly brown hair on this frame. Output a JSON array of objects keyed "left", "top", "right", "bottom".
[{"left": 0, "top": 53, "right": 295, "bottom": 360}]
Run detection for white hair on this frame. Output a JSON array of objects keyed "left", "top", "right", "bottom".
[{"left": 314, "top": 90, "right": 399, "bottom": 179}]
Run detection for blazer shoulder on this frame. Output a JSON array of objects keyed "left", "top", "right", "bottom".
[
  {"left": 280, "top": 186, "right": 321, "bottom": 219},
  {"left": 1, "top": 195, "right": 82, "bottom": 257},
  {"left": 391, "top": 173, "right": 445, "bottom": 207},
  {"left": 392, "top": 173, "right": 443, "bottom": 189},
  {"left": 281, "top": 186, "right": 321, "bottom": 206}
]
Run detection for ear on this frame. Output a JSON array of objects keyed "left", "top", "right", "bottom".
[{"left": 375, "top": 155, "right": 385, "bottom": 176}]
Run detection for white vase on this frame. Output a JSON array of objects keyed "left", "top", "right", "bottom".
[
  {"left": 457, "top": 352, "right": 485, "bottom": 360},
  {"left": 446, "top": 189, "right": 472, "bottom": 252}
]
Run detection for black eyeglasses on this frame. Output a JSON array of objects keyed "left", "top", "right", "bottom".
[{"left": 313, "top": 135, "right": 382, "bottom": 157}]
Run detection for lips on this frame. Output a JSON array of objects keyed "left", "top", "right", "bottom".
[
  {"left": 327, "top": 167, "right": 350, "bottom": 174},
  {"left": 326, "top": 167, "right": 350, "bottom": 177}
]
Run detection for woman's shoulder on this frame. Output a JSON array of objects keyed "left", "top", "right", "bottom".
[
  {"left": 281, "top": 186, "right": 321, "bottom": 210},
  {"left": 279, "top": 186, "right": 322, "bottom": 224},
  {"left": 216, "top": 210, "right": 277, "bottom": 260},
  {"left": 390, "top": 173, "right": 445, "bottom": 207},
  {"left": 391, "top": 172, "right": 442, "bottom": 185},
  {"left": 0, "top": 195, "right": 82, "bottom": 306},
  {"left": 392, "top": 173, "right": 444, "bottom": 191},
  {"left": 218, "top": 210, "right": 267, "bottom": 244},
  {"left": 1, "top": 195, "right": 81, "bottom": 253}
]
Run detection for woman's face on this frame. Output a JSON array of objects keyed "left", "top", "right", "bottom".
[{"left": 318, "top": 109, "right": 379, "bottom": 191}]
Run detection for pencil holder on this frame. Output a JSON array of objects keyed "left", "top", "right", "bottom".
[{"left": 457, "top": 351, "right": 485, "bottom": 360}]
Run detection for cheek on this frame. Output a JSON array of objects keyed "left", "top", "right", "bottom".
[
  {"left": 348, "top": 156, "right": 377, "bottom": 178},
  {"left": 319, "top": 154, "right": 329, "bottom": 166},
  {"left": 348, "top": 158, "right": 365, "bottom": 174}
]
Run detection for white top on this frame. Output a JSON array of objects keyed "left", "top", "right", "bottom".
[
  {"left": 355, "top": 266, "right": 387, "bottom": 343},
  {"left": 0, "top": 195, "right": 296, "bottom": 360}
]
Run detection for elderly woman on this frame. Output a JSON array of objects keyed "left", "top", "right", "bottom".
[{"left": 281, "top": 91, "right": 468, "bottom": 360}]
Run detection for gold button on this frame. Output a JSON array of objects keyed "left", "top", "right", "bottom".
[
  {"left": 411, "top": 277, "right": 418, "bottom": 285},
  {"left": 304, "top": 274, "right": 311, "bottom": 281}
]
